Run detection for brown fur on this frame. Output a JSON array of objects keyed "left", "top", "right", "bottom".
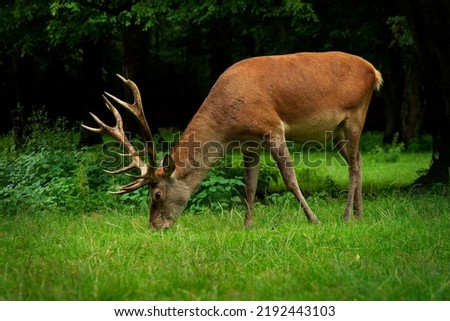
[
  {"left": 87, "top": 52, "right": 382, "bottom": 230},
  {"left": 152, "top": 52, "right": 382, "bottom": 229}
]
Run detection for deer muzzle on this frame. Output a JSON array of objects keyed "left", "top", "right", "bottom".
[{"left": 149, "top": 210, "right": 175, "bottom": 230}]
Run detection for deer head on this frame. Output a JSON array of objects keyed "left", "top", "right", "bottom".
[
  {"left": 82, "top": 74, "right": 188, "bottom": 230},
  {"left": 148, "top": 153, "right": 193, "bottom": 230}
]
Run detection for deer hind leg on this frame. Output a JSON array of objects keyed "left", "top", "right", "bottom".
[
  {"left": 266, "top": 135, "right": 320, "bottom": 224},
  {"left": 336, "top": 126, "right": 363, "bottom": 220},
  {"left": 243, "top": 150, "right": 260, "bottom": 228}
]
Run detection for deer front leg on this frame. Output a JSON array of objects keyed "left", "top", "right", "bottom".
[
  {"left": 268, "top": 138, "right": 320, "bottom": 224},
  {"left": 243, "top": 151, "right": 260, "bottom": 228}
]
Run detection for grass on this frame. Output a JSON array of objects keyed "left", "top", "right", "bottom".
[
  {"left": 0, "top": 130, "right": 449, "bottom": 300},
  {"left": 1, "top": 192, "right": 449, "bottom": 301}
]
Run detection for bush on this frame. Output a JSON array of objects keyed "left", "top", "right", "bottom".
[
  {"left": 0, "top": 110, "right": 148, "bottom": 215},
  {"left": 1, "top": 123, "right": 429, "bottom": 216},
  {"left": 406, "top": 135, "right": 432, "bottom": 152},
  {"left": 187, "top": 152, "right": 282, "bottom": 212},
  {"left": 188, "top": 170, "right": 245, "bottom": 213},
  {"left": 369, "top": 133, "right": 405, "bottom": 163}
]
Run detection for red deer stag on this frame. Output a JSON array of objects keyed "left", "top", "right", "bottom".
[{"left": 83, "top": 51, "right": 382, "bottom": 230}]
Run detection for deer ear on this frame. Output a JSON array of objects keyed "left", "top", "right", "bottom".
[{"left": 162, "top": 154, "right": 175, "bottom": 177}]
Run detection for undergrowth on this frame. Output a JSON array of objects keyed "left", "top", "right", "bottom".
[{"left": 0, "top": 111, "right": 439, "bottom": 216}]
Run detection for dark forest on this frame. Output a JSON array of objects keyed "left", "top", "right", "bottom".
[{"left": 1, "top": 0, "right": 449, "bottom": 183}]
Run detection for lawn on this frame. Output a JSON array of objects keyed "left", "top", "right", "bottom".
[{"left": 0, "top": 131, "right": 449, "bottom": 300}]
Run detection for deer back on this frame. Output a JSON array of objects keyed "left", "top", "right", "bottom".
[{"left": 191, "top": 51, "right": 381, "bottom": 143}]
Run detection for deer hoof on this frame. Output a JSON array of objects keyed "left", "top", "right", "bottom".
[{"left": 309, "top": 217, "right": 321, "bottom": 224}]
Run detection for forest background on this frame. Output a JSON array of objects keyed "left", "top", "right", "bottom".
[
  {"left": 0, "top": 0, "right": 450, "bottom": 179},
  {"left": 1, "top": 0, "right": 449, "bottom": 186}
]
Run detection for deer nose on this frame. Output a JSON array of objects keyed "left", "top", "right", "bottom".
[
  {"left": 150, "top": 219, "right": 174, "bottom": 230},
  {"left": 150, "top": 213, "right": 175, "bottom": 230}
]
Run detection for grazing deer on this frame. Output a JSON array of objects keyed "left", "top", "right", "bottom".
[{"left": 83, "top": 51, "right": 382, "bottom": 230}]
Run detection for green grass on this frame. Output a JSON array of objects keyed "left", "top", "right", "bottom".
[
  {"left": 1, "top": 191, "right": 449, "bottom": 300},
  {"left": 1, "top": 130, "right": 449, "bottom": 300},
  {"left": 292, "top": 152, "right": 432, "bottom": 194}
]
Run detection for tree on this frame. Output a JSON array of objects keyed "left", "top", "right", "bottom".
[
  {"left": 0, "top": 0, "right": 52, "bottom": 145},
  {"left": 400, "top": 0, "right": 450, "bottom": 184},
  {"left": 3, "top": 0, "right": 442, "bottom": 169},
  {"left": 47, "top": 0, "right": 123, "bottom": 146}
]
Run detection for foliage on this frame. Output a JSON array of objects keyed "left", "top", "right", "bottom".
[
  {"left": 0, "top": 0, "right": 51, "bottom": 59},
  {"left": 1, "top": 135, "right": 92, "bottom": 214},
  {"left": 309, "top": 0, "right": 387, "bottom": 58},
  {"left": 386, "top": 15, "right": 415, "bottom": 62},
  {"left": 369, "top": 133, "right": 405, "bottom": 163},
  {"left": 187, "top": 152, "right": 282, "bottom": 212},
  {"left": 0, "top": 127, "right": 433, "bottom": 217},
  {"left": 358, "top": 131, "right": 384, "bottom": 153},
  {"left": 0, "top": 0, "right": 319, "bottom": 67},
  {"left": 47, "top": 1, "right": 113, "bottom": 49},
  {"left": 23, "top": 108, "right": 78, "bottom": 151},
  {"left": 0, "top": 113, "right": 145, "bottom": 216},
  {"left": 406, "top": 135, "right": 433, "bottom": 152},
  {"left": 188, "top": 170, "right": 245, "bottom": 213},
  {"left": 0, "top": 0, "right": 394, "bottom": 136}
]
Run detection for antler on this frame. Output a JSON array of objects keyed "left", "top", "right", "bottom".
[
  {"left": 104, "top": 74, "right": 157, "bottom": 167},
  {"left": 82, "top": 75, "right": 156, "bottom": 194}
]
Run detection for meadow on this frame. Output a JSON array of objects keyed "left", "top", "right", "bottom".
[{"left": 0, "top": 120, "right": 449, "bottom": 301}]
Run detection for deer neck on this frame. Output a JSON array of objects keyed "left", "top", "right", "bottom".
[{"left": 170, "top": 118, "right": 224, "bottom": 195}]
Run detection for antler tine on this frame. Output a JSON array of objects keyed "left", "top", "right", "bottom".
[
  {"left": 82, "top": 111, "right": 114, "bottom": 133},
  {"left": 104, "top": 162, "right": 137, "bottom": 175},
  {"left": 81, "top": 123, "right": 102, "bottom": 133},
  {"left": 109, "top": 178, "right": 150, "bottom": 195},
  {"left": 102, "top": 74, "right": 157, "bottom": 167},
  {"left": 82, "top": 93, "right": 154, "bottom": 194}
]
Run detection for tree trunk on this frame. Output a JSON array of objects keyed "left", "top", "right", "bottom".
[
  {"left": 400, "top": 52, "right": 424, "bottom": 144},
  {"left": 380, "top": 47, "right": 404, "bottom": 144},
  {"left": 10, "top": 54, "right": 37, "bottom": 148},
  {"left": 401, "top": 0, "right": 450, "bottom": 185}
]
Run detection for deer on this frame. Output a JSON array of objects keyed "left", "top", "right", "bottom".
[{"left": 82, "top": 51, "right": 382, "bottom": 230}]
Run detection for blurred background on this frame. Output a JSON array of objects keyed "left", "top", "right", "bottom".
[{"left": 0, "top": 0, "right": 449, "bottom": 183}]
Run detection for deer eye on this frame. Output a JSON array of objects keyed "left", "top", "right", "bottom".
[{"left": 155, "top": 191, "right": 161, "bottom": 199}]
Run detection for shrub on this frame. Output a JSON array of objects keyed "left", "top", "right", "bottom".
[
  {"left": 188, "top": 170, "right": 245, "bottom": 213},
  {"left": 186, "top": 152, "right": 283, "bottom": 212},
  {"left": 369, "top": 133, "right": 404, "bottom": 163},
  {"left": 0, "top": 148, "right": 81, "bottom": 213},
  {"left": 406, "top": 135, "right": 432, "bottom": 152},
  {"left": 0, "top": 109, "right": 120, "bottom": 214}
]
